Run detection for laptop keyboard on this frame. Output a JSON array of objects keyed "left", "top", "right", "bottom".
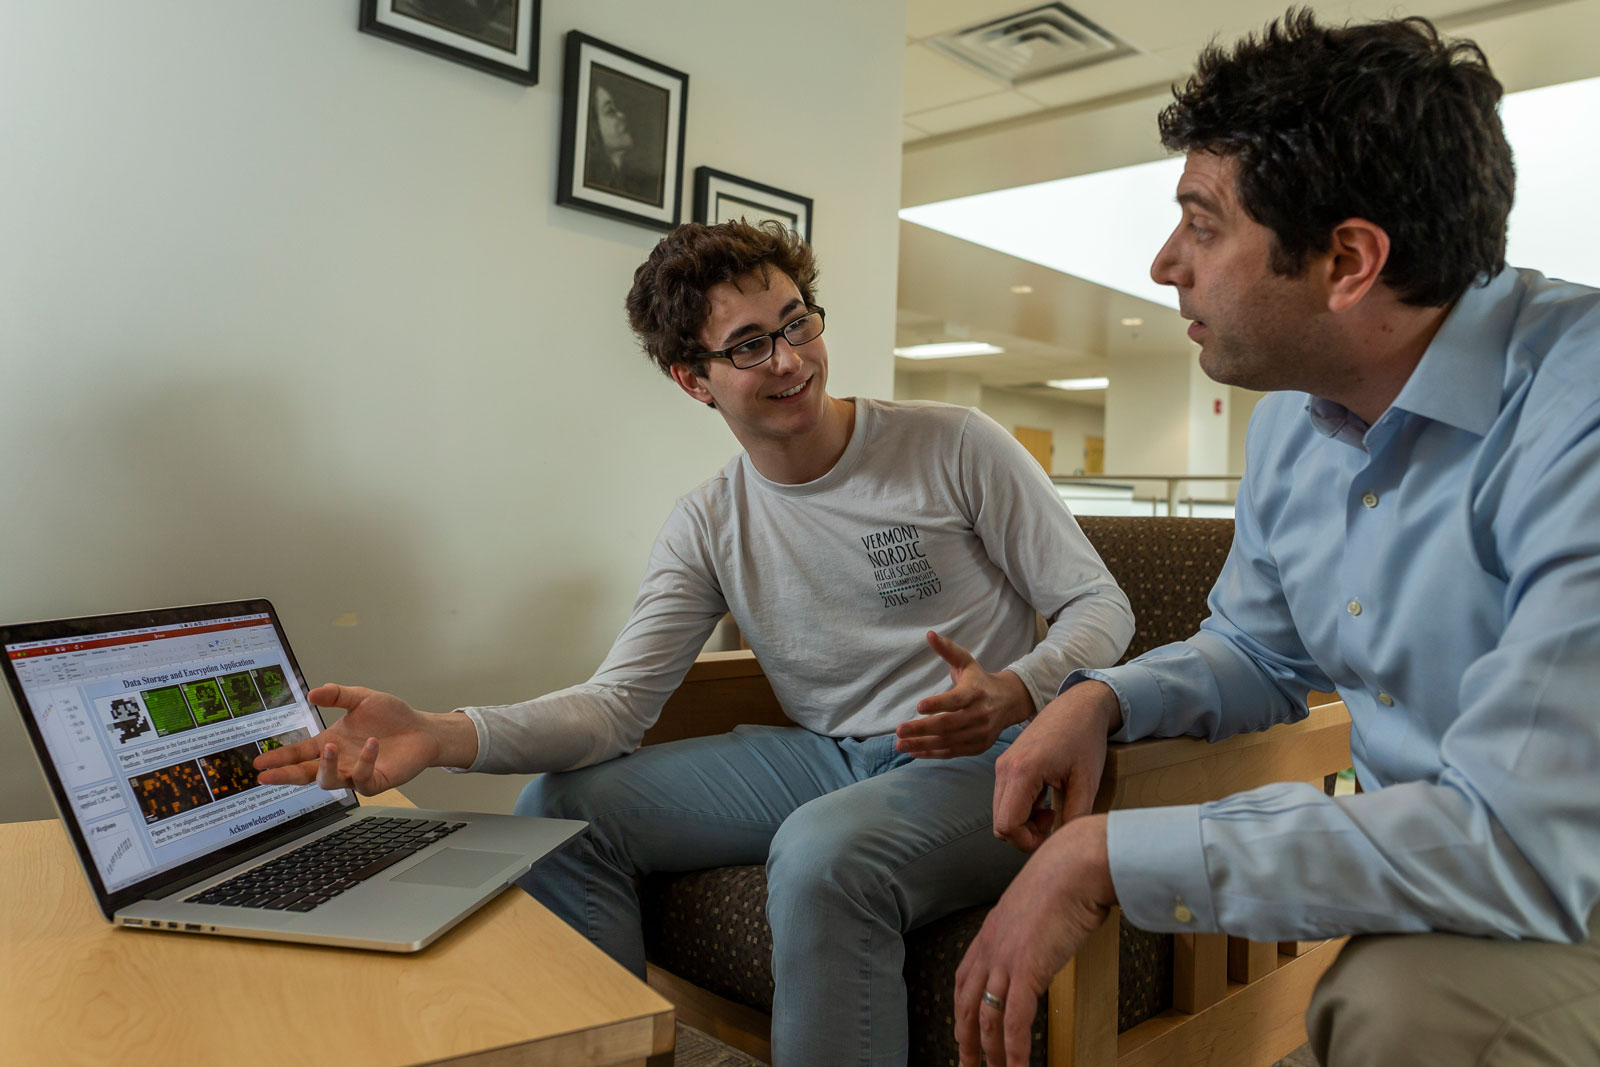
[{"left": 185, "top": 816, "right": 466, "bottom": 913}]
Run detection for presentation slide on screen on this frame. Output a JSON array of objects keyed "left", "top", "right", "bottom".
[{"left": 9, "top": 616, "right": 339, "bottom": 893}]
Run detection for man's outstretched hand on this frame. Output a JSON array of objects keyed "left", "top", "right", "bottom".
[
  {"left": 896, "top": 631, "right": 1034, "bottom": 759},
  {"left": 252, "top": 684, "right": 477, "bottom": 795}
]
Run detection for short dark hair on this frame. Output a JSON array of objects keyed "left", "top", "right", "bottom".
[
  {"left": 1158, "top": 8, "right": 1514, "bottom": 307},
  {"left": 626, "top": 220, "right": 820, "bottom": 378}
]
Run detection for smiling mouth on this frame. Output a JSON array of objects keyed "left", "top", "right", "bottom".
[{"left": 770, "top": 379, "right": 810, "bottom": 400}]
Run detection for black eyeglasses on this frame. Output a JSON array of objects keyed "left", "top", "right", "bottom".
[{"left": 695, "top": 307, "right": 826, "bottom": 370}]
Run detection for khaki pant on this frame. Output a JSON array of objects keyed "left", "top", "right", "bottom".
[{"left": 1308, "top": 910, "right": 1600, "bottom": 1066}]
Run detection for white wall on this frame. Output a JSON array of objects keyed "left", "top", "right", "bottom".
[
  {"left": 0, "top": 2, "right": 905, "bottom": 822},
  {"left": 1103, "top": 349, "right": 1192, "bottom": 474},
  {"left": 894, "top": 369, "right": 982, "bottom": 407}
]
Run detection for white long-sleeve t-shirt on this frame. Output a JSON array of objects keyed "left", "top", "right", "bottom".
[{"left": 462, "top": 398, "right": 1133, "bottom": 774}]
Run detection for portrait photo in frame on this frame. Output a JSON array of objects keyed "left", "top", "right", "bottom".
[
  {"left": 693, "top": 167, "right": 813, "bottom": 244},
  {"left": 359, "top": 0, "right": 541, "bottom": 84},
  {"left": 557, "top": 32, "right": 688, "bottom": 231}
]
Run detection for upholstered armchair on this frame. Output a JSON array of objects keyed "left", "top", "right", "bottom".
[{"left": 638, "top": 516, "right": 1352, "bottom": 1066}]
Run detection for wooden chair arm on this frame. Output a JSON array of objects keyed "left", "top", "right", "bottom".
[
  {"left": 641, "top": 649, "right": 795, "bottom": 747},
  {"left": 1093, "top": 701, "right": 1352, "bottom": 813}
]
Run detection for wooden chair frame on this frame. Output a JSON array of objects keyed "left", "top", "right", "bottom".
[{"left": 642, "top": 650, "right": 1352, "bottom": 1067}]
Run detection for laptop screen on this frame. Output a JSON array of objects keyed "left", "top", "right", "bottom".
[{"left": 4, "top": 605, "right": 347, "bottom": 895}]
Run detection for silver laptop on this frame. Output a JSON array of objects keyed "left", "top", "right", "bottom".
[{"left": 1, "top": 598, "right": 584, "bottom": 952}]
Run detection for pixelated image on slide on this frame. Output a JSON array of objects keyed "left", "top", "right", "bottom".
[
  {"left": 258, "top": 727, "right": 311, "bottom": 753},
  {"left": 219, "top": 670, "right": 265, "bottom": 716},
  {"left": 141, "top": 684, "right": 196, "bottom": 736},
  {"left": 198, "top": 741, "right": 263, "bottom": 799},
  {"left": 182, "top": 678, "right": 230, "bottom": 727},
  {"left": 106, "top": 696, "right": 153, "bottom": 744},
  {"left": 251, "top": 665, "right": 294, "bottom": 710},
  {"left": 130, "top": 760, "right": 211, "bottom": 822}
]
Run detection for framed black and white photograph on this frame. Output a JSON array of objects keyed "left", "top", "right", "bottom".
[
  {"left": 359, "top": 0, "right": 540, "bottom": 85},
  {"left": 694, "top": 167, "right": 813, "bottom": 244},
  {"left": 557, "top": 32, "right": 688, "bottom": 230}
]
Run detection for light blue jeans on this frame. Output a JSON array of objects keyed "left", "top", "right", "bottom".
[{"left": 513, "top": 722, "right": 1028, "bottom": 1067}]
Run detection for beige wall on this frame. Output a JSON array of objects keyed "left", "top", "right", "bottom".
[
  {"left": 0, "top": 2, "right": 906, "bottom": 822},
  {"left": 892, "top": 373, "right": 1104, "bottom": 476},
  {"left": 974, "top": 389, "right": 1103, "bottom": 477}
]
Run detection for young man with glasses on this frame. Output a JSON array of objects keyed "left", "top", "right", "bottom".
[{"left": 256, "top": 219, "right": 1133, "bottom": 1066}]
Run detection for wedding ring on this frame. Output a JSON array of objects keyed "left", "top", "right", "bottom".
[{"left": 982, "top": 990, "right": 1005, "bottom": 1011}]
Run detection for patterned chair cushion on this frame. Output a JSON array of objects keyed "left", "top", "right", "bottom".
[{"left": 642, "top": 516, "right": 1235, "bottom": 1066}]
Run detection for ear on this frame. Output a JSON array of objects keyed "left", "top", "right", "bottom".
[
  {"left": 1322, "top": 218, "right": 1390, "bottom": 312},
  {"left": 669, "top": 361, "right": 716, "bottom": 407}
]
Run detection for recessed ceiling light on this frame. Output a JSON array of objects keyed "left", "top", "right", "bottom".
[
  {"left": 894, "top": 342, "right": 1006, "bottom": 359},
  {"left": 1120, "top": 317, "right": 1143, "bottom": 326},
  {"left": 1045, "top": 376, "right": 1109, "bottom": 390},
  {"left": 1010, "top": 284, "right": 1034, "bottom": 294}
]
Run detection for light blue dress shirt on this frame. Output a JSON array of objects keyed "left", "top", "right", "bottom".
[{"left": 1070, "top": 267, "right": 1600, "bottom": 944}]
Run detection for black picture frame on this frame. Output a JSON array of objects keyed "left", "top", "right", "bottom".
[
  {"left": 557, "top": 32, "right": 688, "bottom": 231},
  {"left": 693, "top": 167, "right": 814, "bottom": 244},
  {"left": 359, "top": 0, "right": 541, "bottom": 85}
]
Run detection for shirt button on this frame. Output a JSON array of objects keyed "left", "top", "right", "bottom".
[
  {"left": 1347, "top": 599, "right": 1363, "bottom": 616},
  {"left": 1362, "top": 492, "right": 1379, "bottom": 508},
  {"left": 1174, "top": 900, "right": 1193, "bottom": 923},
  {"left": 1378, "top": 691, "right": 1394, "bottom": 706}
]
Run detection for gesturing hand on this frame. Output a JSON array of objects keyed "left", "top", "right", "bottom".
[
  {"left": 896, "top": 631, "right": 1034, "bottom": 759},
  {"left": 991, "top": 680, "right": 1121, "bottom": 853},
  {"left": 252, "top": 683, "right": 467, "bottom": 796},
  {"left": 954, "top": 815, "right": 1117, "bottom": 1067}
]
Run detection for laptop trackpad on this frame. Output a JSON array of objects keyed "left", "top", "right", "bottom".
[{"left": 392, "top": 848, "right": 522, "bottom": 889}]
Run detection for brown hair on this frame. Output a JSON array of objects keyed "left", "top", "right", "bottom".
[{"left": 625, "top": 220, "right": 819, "bottom": 377}]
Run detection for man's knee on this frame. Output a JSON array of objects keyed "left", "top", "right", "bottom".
[
  {"left": 767, "top": 798, "right": 884, "bottom": 906},
  {"left": 1309, "top": 934, "right": 1482, "bottom": 1065},
  {"left": 514, "top": 765, "right": 616, "bottom": 822}
]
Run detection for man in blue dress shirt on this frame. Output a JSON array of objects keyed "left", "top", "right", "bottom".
[{"left": 955, "top": 11, "right": 1600, "bottom": 1066}]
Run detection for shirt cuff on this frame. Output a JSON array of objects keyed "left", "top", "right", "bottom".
[
  {"left": 1107, "top": 804, "right": 1218, "bottom": 933},
  {"left": 448, "top": 707, "right": 490, "bottom": 773},
  {"left": 1058, "top": 665, "right": 1165, "bottom": 742}
]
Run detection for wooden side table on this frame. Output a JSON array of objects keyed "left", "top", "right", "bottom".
[{"left": 0, "top": 791, "right": 674, "bottom": 1066}]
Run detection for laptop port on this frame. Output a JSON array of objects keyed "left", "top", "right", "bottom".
[{"left": 184, "top": 923, "right": 202, "bottom": 931}]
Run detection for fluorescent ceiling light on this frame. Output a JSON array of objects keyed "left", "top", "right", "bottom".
[
  {"left": 1046, "top": 376, "right": 1109, "bottom": 390},
  {"left": 894, "top": 341, "right": 1006, "bottom": 358},
  {"left": 900, "top": 75, "right": 1600, "bottom": 309}
]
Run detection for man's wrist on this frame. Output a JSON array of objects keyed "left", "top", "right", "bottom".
[
  {"left": 1071, "top": 679, "right": 1124, "bottom": 735},
  {"left": 999, "top": 668, "right": 1036, "bottom": 725},
  {"left": 432, "top": 709, "right": 481, "bottom": 769},
  {"left": 1062, "top": 813, "right": 1118, "bottom": 907}
]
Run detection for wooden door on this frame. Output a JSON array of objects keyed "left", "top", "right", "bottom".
[
  {"left": 1013, "top": 426, "right": 1053, "bottom": 473},
  {"left": 1084, "top": 435, "right": 1105, "bottom": 475}
]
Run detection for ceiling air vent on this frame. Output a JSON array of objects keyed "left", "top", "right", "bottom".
[{"left": 926, "top": 3, "right": 1132, "bottom": 86}]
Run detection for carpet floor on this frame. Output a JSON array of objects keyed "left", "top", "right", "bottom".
[{"left": 671, "top": 1023, "right": 1319, "bottom": 1065}]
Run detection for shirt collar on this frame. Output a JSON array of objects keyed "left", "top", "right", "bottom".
[
  {"left": 1386, "top": 267, "right": 1518, "bottom": 437},
  {"left": 1301, "top": 268, "right": 1517, "bottom": 445},
  {"left": 1305, "top": 396, "right": 1370, "bottom": 448}
]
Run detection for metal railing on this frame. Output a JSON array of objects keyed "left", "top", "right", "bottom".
[{"left": 1051, "top": 474, "right": 1243, "bottom": 518}]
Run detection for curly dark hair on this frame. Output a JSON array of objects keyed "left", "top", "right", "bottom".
[
  {"left": 1158, "top": 8, "right": 1514, "bottom": 307},
  {"left": 625, "top": 220, "right": 820, "bottom": 378}
]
